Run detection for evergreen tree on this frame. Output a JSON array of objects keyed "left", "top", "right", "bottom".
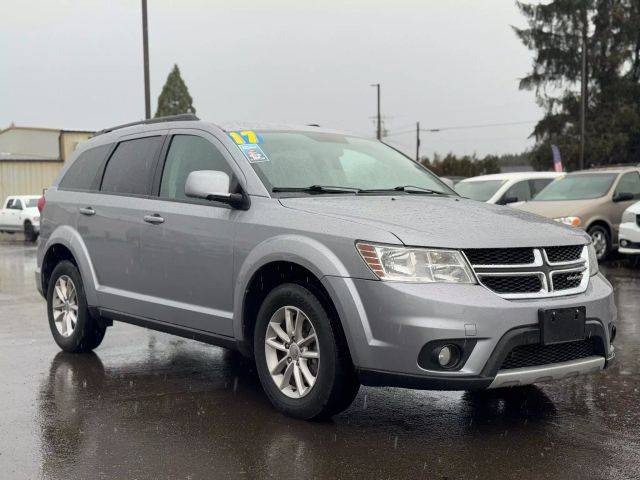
[
  {"left": 515, "top": 0, "right": 640, "bottom": 170},
  {"left": 154, "top": 64, "right": 196, "bottom": 118}
]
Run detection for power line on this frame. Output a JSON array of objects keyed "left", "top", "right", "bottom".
[{"left": 384, "top": 119, "right": 538, "bottom": 138}]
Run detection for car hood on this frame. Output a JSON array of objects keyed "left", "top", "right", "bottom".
[
  {"left": 513, "top": 199, "right": 599, "bottom": 219},
  {"left": 279, "top": 195, "right": 590, "bottom": 248}
]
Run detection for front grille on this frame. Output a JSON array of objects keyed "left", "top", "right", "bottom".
[
  {"left": 464, "top": 248, "right": 534, "bottom": 266},
  {"left": 479, "top": 275, "right": 542, "bottom": 294},
  {"left": 545, "top": 245, "right": 583, "bottom": 263},
  {"left": 552, "top": 270, "right": 584, "bottom": 290},
  {"left": 500, "top": 338, "right": 597, "bottom": 370}
]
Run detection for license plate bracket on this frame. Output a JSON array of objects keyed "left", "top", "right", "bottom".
[{"left": 539, "top": 307, "right": 586, "bottom": 345}]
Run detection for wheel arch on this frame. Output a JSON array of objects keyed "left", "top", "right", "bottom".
[
  {"left": 234, "top": 235, "right": 355, "bottom": 360},
  {"left": 40, "top": 226, "right": 99, "bottom": 306}
]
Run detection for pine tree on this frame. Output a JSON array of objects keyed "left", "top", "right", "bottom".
[
  {"left": 515, "top": 0, "right": 640, "bottom": 170},
  {"left": 154, "top": 64, "right": 196, "bottom": 118}
]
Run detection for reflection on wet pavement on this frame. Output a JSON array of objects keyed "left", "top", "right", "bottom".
[{"left": 1, "top": 243, "right": 639, "bottom": 479}]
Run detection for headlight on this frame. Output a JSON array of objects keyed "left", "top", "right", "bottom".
[
  {"left": 554, "top": 216, "right": 582, "bottom": 227},
  {"left": 621, "top": 209, "right": 635, "bottom": 223},
  {"left": 587, "top": 243, "right": 599, "bottom": 276},
  {"left": 356, "top": 242, "right": 476, "bottom": 283}
]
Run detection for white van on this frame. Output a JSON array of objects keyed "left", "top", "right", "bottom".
[{"left": 455, "top": 172, "right": 563, "bottom": 205}]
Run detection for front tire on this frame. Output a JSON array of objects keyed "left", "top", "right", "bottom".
[
  {"left": 587, "top": 225, "right": 611, "bottom": 260},
  {"left": 47, "top": 261, "right": 106, "bottom": 352},
  {"left": 254, "top": 283, "right": 359, "bottom": 420}
]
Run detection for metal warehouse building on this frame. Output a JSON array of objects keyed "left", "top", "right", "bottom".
[{"left": 0, "top": 124, "right": 93, "bottom": 202}]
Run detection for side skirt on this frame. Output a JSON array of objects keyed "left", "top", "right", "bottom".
[{"left": 97, "top": 307, "right": 239, "bottom": 351}]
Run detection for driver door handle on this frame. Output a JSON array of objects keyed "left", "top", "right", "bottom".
[{"left": 144, "top": 214, "right": 165, "bottom": 225}]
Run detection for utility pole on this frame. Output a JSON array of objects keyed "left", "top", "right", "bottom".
[
  {"left": 579, "top": 5, "right": 588, "bottom": 170},
  {"left": 142, "top": 0, "right": 151, "bottom": 119},
  {"left": 416, "top": 121, "right": 421, "bottom": 162},
  {"left": 371, "top": 83, "right": 381, "bottom": 140}
]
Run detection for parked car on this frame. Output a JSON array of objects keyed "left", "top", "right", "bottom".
[
  {"left": 514, "top": 166, "right": 640, "bottom": 260},
  {"left": 455, "top": 172, "right": 563, "bottom": 205},
  {"left": 0, "top": 195, "right": 41, "bottom": 241},
  {"left": 619, "top": 201, "right": 640, "bottom": 255},
  {"left": 36, "top": 115, "right": 615, "bottom": 419}
]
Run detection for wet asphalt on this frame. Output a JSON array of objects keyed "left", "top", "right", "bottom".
[{"left": 0, "top": 241, "right": 639, "bottom": 480}]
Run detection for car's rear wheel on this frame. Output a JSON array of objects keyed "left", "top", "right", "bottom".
[
  {"left": 47, "top": 261, "right": 106, "bottom": 352},
  {"left": 24, "top": 221, "right": 38, "bottom": 242},
  {"left": 587, "top": 225, "right": 611, "bottom": 260},
  {"left": 254, "top": 283, "right": 359, "bottom": 419}
]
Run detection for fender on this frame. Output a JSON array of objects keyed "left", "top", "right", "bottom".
[
  {"left": 233, "top": 234, "right": 356, "bottom": 344},
  {"left": 41, "top": 225, "right": 100, "bottom": 306}
]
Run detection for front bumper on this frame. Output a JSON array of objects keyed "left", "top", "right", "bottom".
[
  {"left": 619, "top": 221, "right": 640, "bottom": 254},
  {"left": 323, "top": 273, "right": 616, "bottom": 390}
]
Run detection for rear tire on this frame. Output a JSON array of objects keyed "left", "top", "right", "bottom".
[
  {"left": 24, "top": 221, "right": 38, "bottom": 242},
  {"left": 254, "top": 283, "right": 359, "bottom": 420},
  {"left": 587, "top": 225, "right": 611, "bottom": 260},
  {"left": 47, "top": 261, "right": 105, "bottom": 352}
]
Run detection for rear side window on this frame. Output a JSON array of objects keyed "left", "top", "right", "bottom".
[
  {"left": 59, "top": 144, "right": 111, "bottom": 191},
  {"left": 159, "top": 135, "right": 234, "bottom": 201},
  {"left": 101, "top": 136, "right": 163, "bottom": 196}
]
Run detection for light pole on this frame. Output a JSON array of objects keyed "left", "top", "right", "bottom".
[
  {"left": 371, "top": 83, "right": 381, "bottom": 140},
  {"left": 142, "top": 0, "right": 151, "bottom": 119}
]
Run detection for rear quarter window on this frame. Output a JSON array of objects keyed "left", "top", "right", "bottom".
[
  {"left": 59, "top": 144, "right": 111, "bottom": 191},
  {"left": 100, "top": 136, "right": 163, "bottom": 196}
]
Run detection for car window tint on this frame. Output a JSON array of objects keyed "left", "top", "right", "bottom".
[
  {"left": 101, "top": 136, "right": 163, "bottom": 195},
  {"left": 59, "top": 144, "right": 111, "bottom": 191},
  {"left": 529, "top": 178, "right": 553, "bottom": 197},
  {"left": 5, "top": 199, "right": 14, "bottom": 209},
  {"left": 159, "top": 135, "right": 234, "bottom": 201},
  {"left": 503, "top": 180, "right": 531, "bottom": 202},
  {"left": 614, "top": 172, "right": 640, "bottom": 198}
]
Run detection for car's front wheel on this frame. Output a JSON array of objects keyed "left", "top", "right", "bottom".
[
  {"left": 587, "top": 225, "right": 611, "bottom": 260},
  {"left": 254, "top": 283, "right": 359, "bottom": 419},
  {"left": 47, "top": 261, "right": 106, "bottom": 352}
]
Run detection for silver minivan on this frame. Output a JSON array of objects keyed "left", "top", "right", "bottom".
[{"left": 36, "top": 115, "right": 616, "bottom": 419}]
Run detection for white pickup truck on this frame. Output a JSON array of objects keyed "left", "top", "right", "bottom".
[{"left": 0, "top": 195, "right": 41, "bottom": 241}]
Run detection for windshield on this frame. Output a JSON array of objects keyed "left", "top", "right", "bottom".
[
  {"left": 26, "top": 198, "right": 38, "bottom": 208},
  {"left": 237, "top": 131, "right": 454, "bottom": 195},
  {"left": 534, "top": 173, "right": 616, "bottom": 201},
  {"left": 455, "top": 180, "right": 505, "bottom": 201}
]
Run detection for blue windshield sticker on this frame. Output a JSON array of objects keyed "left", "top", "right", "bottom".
[{"left": 239, "top": 143, "right": 269, "bottom": 163}]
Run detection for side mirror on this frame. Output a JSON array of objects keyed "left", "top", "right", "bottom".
[
  {"left": 185, "top": 170, "right": 248, "bottom": 209},
  {"left": 501, "top": 196, "right": 519, "bottom": 205},
  {"left": 613, "top": 192, "right": 634, "bottom": 202}
]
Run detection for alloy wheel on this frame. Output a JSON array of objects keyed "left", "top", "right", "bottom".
[
  {"left": 590, "top": 230, "right": 607, "bottom": 259},
  {"left": 52, "top": 275, "right": 78, "bottom": 338},
  {"left": 264, "top": 306, "right": 320, "bottom": 398}
]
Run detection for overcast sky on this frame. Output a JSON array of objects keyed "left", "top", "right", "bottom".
[{"left": 0, "top": 0, "right": 542, "bottom": 158}]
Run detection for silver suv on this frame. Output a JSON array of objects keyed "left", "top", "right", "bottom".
[{"left": 36, "top": 115, "right": 616, "bottom": 419}]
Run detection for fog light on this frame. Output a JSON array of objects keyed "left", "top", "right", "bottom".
[
  {"left": 620, "top": 239, "right": 628, "bottom": 247},
  {"left": 437, "top": 345, "right": 460, "bottom": 368}
]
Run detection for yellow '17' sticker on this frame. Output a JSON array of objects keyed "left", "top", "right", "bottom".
[{"left": 229, "top": 130, "right": 261, "bottom": 144}]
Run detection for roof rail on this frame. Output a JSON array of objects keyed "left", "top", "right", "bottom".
[{"left": 94, "top": 114, "right": 199, "bottom": 137}]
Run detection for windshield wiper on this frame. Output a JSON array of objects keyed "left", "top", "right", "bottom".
[
  {"left": 358, "top": 185, "right": 449, "bottom": 195},
  {"left": 272, "top": 185, "right": 360, "bottom": 194}
]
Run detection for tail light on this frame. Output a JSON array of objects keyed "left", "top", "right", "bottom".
[{"left": 37, "top": 194, "right": 46, "bottom": 213}]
